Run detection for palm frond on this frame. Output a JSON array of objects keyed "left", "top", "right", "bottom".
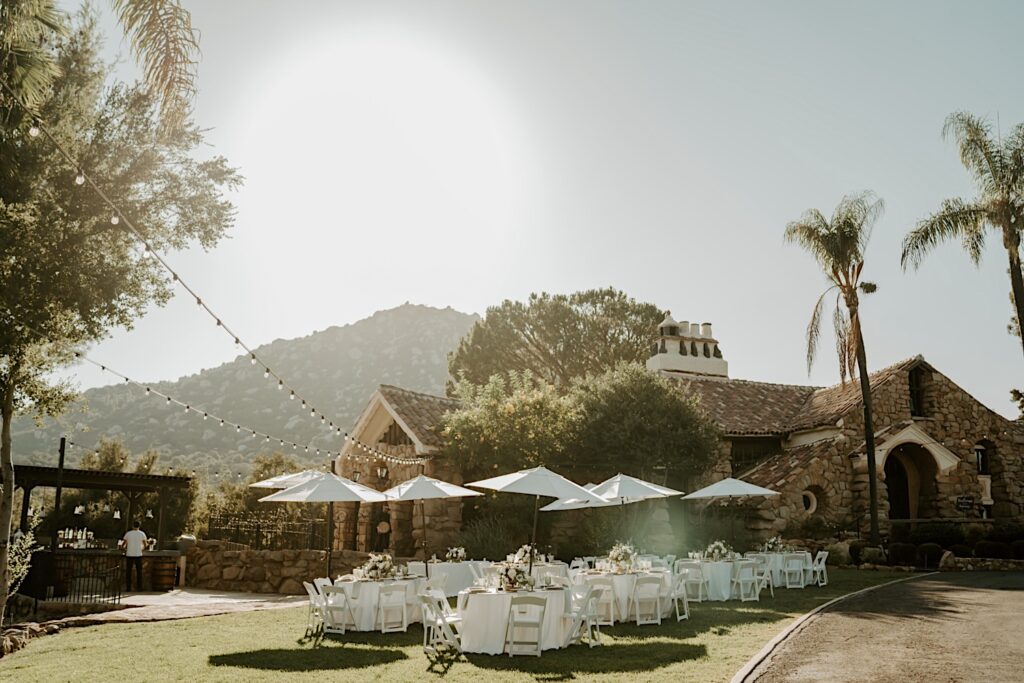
[
  {"left": 0, "top": 0, "right": 67, "bottom": 111},
  {"left": 943, "top": 112, "right": 1005, "bottom": 194},
  {"left": 112, "top": 0, "right": 198, "bottom": 134},
  {"left": 805, "top": 287, "right": 833, "bottom": 374},
  {"left": 901, "top": 198, "right": 989, "bottom": 269},
  {"left": 833, "top": 302, "right": 854, "bottom": 384}
]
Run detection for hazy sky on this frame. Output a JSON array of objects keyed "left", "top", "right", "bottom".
[{"left": 67, "top": 0, "right": 1024, "bottom": 417}]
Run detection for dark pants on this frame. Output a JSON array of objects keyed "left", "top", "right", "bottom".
[{"left": 125, "top": 556, "right": 143, "bottom": 591}]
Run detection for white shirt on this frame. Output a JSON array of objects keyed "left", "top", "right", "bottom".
[{"left": 123, "top": 529, "right": 147, "bottom": 557}]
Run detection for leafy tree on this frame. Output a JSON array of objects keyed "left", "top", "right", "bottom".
[
  {"left": 902, "top": 113, "right": 1024, "bottom": 367},
  {"left": 2, "top": 0, "right": 200, "bottom": 133},
  {"left": 448, "top": 288, "right": 662, "bottom": 388},
  {"left": 785, "top": 191, "right": 884, "bottom": 544},
  {"left": 0, "top": 15, "right": 238, "bottom": 623},
  {"left": 569, "top": 362, "right": 718, "bottom": 488}
]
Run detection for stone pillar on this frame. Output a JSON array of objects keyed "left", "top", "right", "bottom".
[{"left": 390, "top": 500, "right": 415, "bottom": 557}]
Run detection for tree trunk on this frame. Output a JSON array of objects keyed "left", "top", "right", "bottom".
[
  {"left": 0, "top": 367, "right": 17, "bottom": 626},
  {"left": 1004, "top": 229, "right": 1024, "bottom": 361},
  {"left": 850, "top": 310, "right": 881, "bottom": 545}
]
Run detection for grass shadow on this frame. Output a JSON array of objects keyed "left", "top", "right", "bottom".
[
  {"left": 208, "top": 646, "right": 408, "bottom": 672},
  {"left": 465, "top": 640, "right": 707, "bottom": 679}
]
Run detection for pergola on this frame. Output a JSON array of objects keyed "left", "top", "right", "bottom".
[{"left": 12, "top": 464, "right": 192, "bottom": 546}]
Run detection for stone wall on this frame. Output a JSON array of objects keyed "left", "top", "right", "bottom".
[
  {"left": 186, "top": 541, "right": 380, "bottom": 594},
  {"left": 939, "top": 551, "right": 1024, "bottom": 572}
]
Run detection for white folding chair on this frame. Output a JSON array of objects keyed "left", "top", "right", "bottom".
[
  {"left": 547, "top": 574, "right": 571, "bottom": 588},
  {"left": 589, "top": 577, "right": 617, "bottom": 626},
  {"left": 377, "top": 582, "right": 409, "bottom": 633},
  {"left": 425, "top": 588, "right": 459, "bottom": 621},
  {"left": 649, "top": 558, "right": 668, "bottom": 570},
  {"left": 670, "top": 571, "right": 689, "bottom": 621},
  {"left": 505, "top": 595, "right": 547, "bottom": 657},
  {"left": 314, "top": 577, "right": 333, "bottom": 595},
  {"left": 320, "top": 585, "right": 358, "bottom": 634},
  {"left": 582, "top": 556, "right": 597, "bottom": 569},
  {"left": 731, "top": 560, "right": 760, "bottom": 602},
  {"left": 749, "top": 553, "right": 774, "bottom": 598},
  {"left": 665, "top": 554, "right": 677, "bottom": 568},
  {"left": 420, "top": 594, "right": 462, "bottom": 654},
  {"left": 783, "top": 553, "right": 805, "bottom": 589},
  {"left": 302, "top": 581, "right": 324, "bottom": 632},
  {"left": 569, "top": 558, "right": 589, "bottom": 572},
  {"left": 468, "top": 562, "right": 485, "bottom": 583},
  {"left": 630, "top": 576, "right": 663, "bottom": 626},
  {"left": 426, "top": 573, "right": 448, "bottom": 593},
  {"left": 678, "top": 561, "right": 709, "bottom": 602},
  {"left": 564, "top": 585, "right": 601, "bottom": 648},
  {"left": 812, "top": 551, "right": 829, "bottom": 586}
]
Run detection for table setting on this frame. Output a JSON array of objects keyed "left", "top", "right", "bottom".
[
  {"left": 572, "top": 543, "right": 673, "bottom": 619},
  {"left": 331, "top": 553, "right": 425, "bottom": 631}
]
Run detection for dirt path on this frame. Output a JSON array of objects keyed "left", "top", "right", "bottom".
[{"left": 748, "top": 572, "right": 1024, "bottom": 683}]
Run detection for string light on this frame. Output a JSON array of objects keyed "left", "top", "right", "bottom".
[
  {"left": 110, "top": 215, "right": 119, "bottom": 225},
  {"left": 28, "top": 122, "right": 40, "bottom": 137},
  {"left": 74, "top": 171, "right": 85, "bottom": 185}
]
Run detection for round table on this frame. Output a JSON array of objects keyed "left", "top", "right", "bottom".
[
  {"left": 333, "top": 576, "right": 424, "bottom": 631},
  {"left": 407, "top": 560, "right": 491, "bottom": 597},
  {"left": 456, "top": 587, "right": 572, "bottom": 655},
  {"left": 699, "top": 561, "right": 734, "bottom": 601},
  {"left": 530, "top": 562, "right": 568, "bottom": 584},
  {"left": 575, "top": 570, "right": 672, "bottom": 620}
]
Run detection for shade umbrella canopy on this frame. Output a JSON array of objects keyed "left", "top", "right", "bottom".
[
  {"left": 540, "top": 484, "right": 618, "bottom": 512},
  {"left": 382, "top": 475, "right": 483, "bottom": 502},
  {"left": 259, "top": 472, "right": 388, "bottom": 503},
  {"left": 467, "top": 466, "right": 606, "bottom": 503},
  {"left": 681, "top": 477, "right": 779, "bottom": 500},
  {"left": 590, "top": 473, "right": 683, "bottom": 503},
  {"left": 249, "top": 469, "right": 323, "bottom": 489}
]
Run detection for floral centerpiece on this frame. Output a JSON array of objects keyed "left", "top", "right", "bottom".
[
  {"left": 361, "top": 553, "right": 395, "bottom": 580},
  {"left": 513, "top": 544, "right": 534, "bottom": 564},
  {"left": 704, "top": 540, "right": 732, "bottom": 562},
  {"left": 608, "top": 542, "right": 636, "bottom": 571},
  {"left": 499, "top": 563, "right": 533, "bottom": 591},
  {"left": 445, "top": 546, "right": 466, "bottom": 562},
  {"left": 763, "top": 536, "right": 783, "bottom": 552}
]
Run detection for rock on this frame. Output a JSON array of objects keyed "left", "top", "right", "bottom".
[
  {"left": 196, "top": 563, "right": 220, "bottom": 581},
  {"left": 861, "top": 547, "right": 886, "bottom": 565},
  {"left": 222, "top": 566, "right": 241, "bottom": 581},
  {"left": 939, "top": 550, "right": 956, "bottom": 570},
  {"left": 824, "top": 541, "right": 850, "bottom": 565},
  {"left": 278, "top": 578, "right": 304, "bottom": 595},
  {"left": 245, "top": 567, "right": 266, "bottom": 582}
]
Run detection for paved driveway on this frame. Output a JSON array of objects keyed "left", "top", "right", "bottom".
[{"left": 749, "top": 572, "right": 1024, "bottom": 683}]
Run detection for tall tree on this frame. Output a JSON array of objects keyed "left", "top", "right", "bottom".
[
  {"left": 785, "top": 191, "right": 884, "bottom": 544},
  {"left": 902, "top": 112, "right": 1024, "bottom": 366},
  {"left": 0, "top": 15, "right": 238, "bottom": 623},
  {"left": 1, "top": 0, "right": 199, "bottom": 133},
  {"left": 448, "top": 287, "right": 662, "bottom": 388}
]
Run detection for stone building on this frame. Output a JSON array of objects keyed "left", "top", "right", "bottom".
[{"left": 335, "top": 312, "right": 1024, "bottom": 552}]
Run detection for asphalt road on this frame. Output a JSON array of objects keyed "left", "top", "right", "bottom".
[{"left": 749, "top": 572, "right": 1024, "bottom": 683}]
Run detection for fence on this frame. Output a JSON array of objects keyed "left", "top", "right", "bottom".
[
  {"left": 205, "top": 513, "right": 328, "bottom": 550},
  {"left": 20, "top": 551, "right": 123, "bottom": 605}
]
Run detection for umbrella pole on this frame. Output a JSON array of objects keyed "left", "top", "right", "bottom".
[
  {"left": 422, "top": 500, "right": 429, "bottom": 578},
  {"left": 529, "top": 494, "right": 539, "bottom": 576}
]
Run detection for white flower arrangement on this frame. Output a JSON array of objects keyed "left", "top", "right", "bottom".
[
  {"left": 704, "top": 540, "right": 732, "bottom": 562},
  {"left": 763, "top": 536, "right": 783, "bottom": 552},
  {"left": 499, "top": 563, "right": 532, "bottom": 590},
  {"left": 513, "top": 544, "right": 534, "bottom": 564},
  {"left": 361, "top": 552, "right": 395, "bottom": 580},
  {"left": 608, "top": 542, "right": 636, "bottom": 569},
  {"left": 445, "top": 546, "right": 466, "bottom": 562}
]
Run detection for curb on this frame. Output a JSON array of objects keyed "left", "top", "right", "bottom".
[{"left": 729, "top": 572, "right": 936, "bottom": 683}]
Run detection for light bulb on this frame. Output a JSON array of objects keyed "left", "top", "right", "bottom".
[
  {"left": 28, "top": 124, "right": 40, "bottom": 137},
  {"left": 75, "top": 172, "right": 85, "bottom": 185},
  {"left": 277, "top": 380, "right": 283, "bottom": 390},
  {"left": 263, "top": 368, "right": 269, "bottom": 379},
  {"left": 250, "top": 353, "right": 256, "bottom": 364},
  {"left": 236, "top": 425, "right": 241, "bottom": 433},
  {"left": 203, "top": 413, "right": 208, "bottom": 420},
  {"left": 110, "top": 215, "right": 119, "bottom": 225},
  {"left": 289, "top": 391, "right": 295, "bottom": 400},
  {"left": 145, "top": 387, "right": 151, "bottom": 394},
  {"left": 166, "top": 396, "right": 171, "bottom": 404},
  {"left": 184, "top": 404, "right": 189, "bottom": 412},
  {"left": 310, "top": 409, "right": 315, "bottom": 417}
]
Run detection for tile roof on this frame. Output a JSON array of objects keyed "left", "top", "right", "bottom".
[
  {"left": 377, "top": 385, "right": 460, "bottom": 449},
  {"left": 741, "top": 438, "right": 839, "bottom": 490},
  {"left": 668, "top": 355, "right": 924, "bottom": 436}
]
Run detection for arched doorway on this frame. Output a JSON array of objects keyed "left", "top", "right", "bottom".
[{"left": 883, "top": 443, "right": 938, "bottom": 520}]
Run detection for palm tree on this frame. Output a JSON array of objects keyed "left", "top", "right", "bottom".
[
  {"left": 785, "top": 191, "right": 885, "bottom": 544},
  {"left": 1, "top": 0, "right": 199, "bottom": 133},
  {"left": 902, "top": 112, "right": 1024, "bottom": 363}
]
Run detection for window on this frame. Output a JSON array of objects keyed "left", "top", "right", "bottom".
[
  {"left": 801, "top": 490, "right": 818, "bottom": 514},
  {"left": 975, "top": 444, "right": 991, "bottom": 475},
  {"left": 729, "top": 437, "right": 783, "bottom": 473},
  {"left": 908, "top": 367, "right": 927, "bottom": 417}
]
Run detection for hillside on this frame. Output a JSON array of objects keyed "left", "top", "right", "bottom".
[{"left": 13, "top": 304, "right": 478, "bottom": 477}]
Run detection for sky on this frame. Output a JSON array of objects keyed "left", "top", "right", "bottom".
[{"left": 64, "top": 0, "right": 1024, "bottom": 417}]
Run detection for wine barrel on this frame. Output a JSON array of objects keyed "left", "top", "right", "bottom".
[{"left": 150, "top": 556, "right": 177, "bottom": 591}]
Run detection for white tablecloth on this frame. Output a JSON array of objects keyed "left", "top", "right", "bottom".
[
  {"left": 334, "top": 577, "right": 424, "bottom": 631},
  {"left": 700, "top": 561, "right": 734, "bottom": 601},
  {"left": 575, "top": 570, "right": 673, "bottom": 620},
  {"left": 456, "top": 588, "right": 572, "bottom": 655},
  {"left": 407, "top": 561, "right": 491, "bottom": 597},
  {"left": 531, "top": 562, "right": 569, "bottom": 583}
]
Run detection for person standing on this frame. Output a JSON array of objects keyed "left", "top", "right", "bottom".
[{"left": 122, "top": 521, "right": 147, "bottom": 591}]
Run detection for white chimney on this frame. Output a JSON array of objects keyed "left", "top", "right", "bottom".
[
  {"left": 701, "top": 322, "right": 713, "bottom": 338},
  {"left": 646, "top": 311, "right": 728, "bottom": 377}
]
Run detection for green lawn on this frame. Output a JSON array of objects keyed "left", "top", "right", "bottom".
[{"left": 1, "top": 569, "right": 904, "bottom": 682}]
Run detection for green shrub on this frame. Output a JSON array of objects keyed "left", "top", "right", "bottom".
[
  {"left": 848, "top": 540, "right": 866, "bottom": 564},
  {"left": 974, "top": 540, "right": 1011, "bottom": 559},
  {"left": 909, "top": 522, "right": 964, "bottom": 548},
  {"left": 963, "top": 523, "right": 988, "bottom": 547},
  {"left": 1011, "top": 540, "right": 1024, "bottom": 560},
  {"left": 949, "top": 543, "right": 972, "bottom": 558},
  {"left": 888, "top": 542, "right": 917, "bottom": 566},
  {"left": 988, "top": 520, "right": 1024, "bottom": 545},
  {"left": 916, "top": 543, "right": 944, "bottom": 568},
  {"left": 889, "top": 525, "right": 911, "bottom": 543}
]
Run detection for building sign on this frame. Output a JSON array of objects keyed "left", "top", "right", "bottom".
[{"left": 955, "top": 495, "right": 975, "bottom": 511}]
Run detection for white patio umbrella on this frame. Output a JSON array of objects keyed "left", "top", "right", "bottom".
[
  {"left": 539, "top": 484, "right": 616, "bottom": 512},
  {"left": 260, "top": 472, "right": 388, "bottom": 574},
  {"left": 382, "top": 475, "right": 482, "bottom": 576},
  {"left": 591, "top": 473, "right": 684, "bottom": 504},
  {"left": 467, "top": 466, "right": 606, "bottom": 573},
  {"left": 248, "top": 469, "right": 322, "bottom": 489},
  {"left": 682, "top": 477, "right": 778, "bottom": 545}
]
